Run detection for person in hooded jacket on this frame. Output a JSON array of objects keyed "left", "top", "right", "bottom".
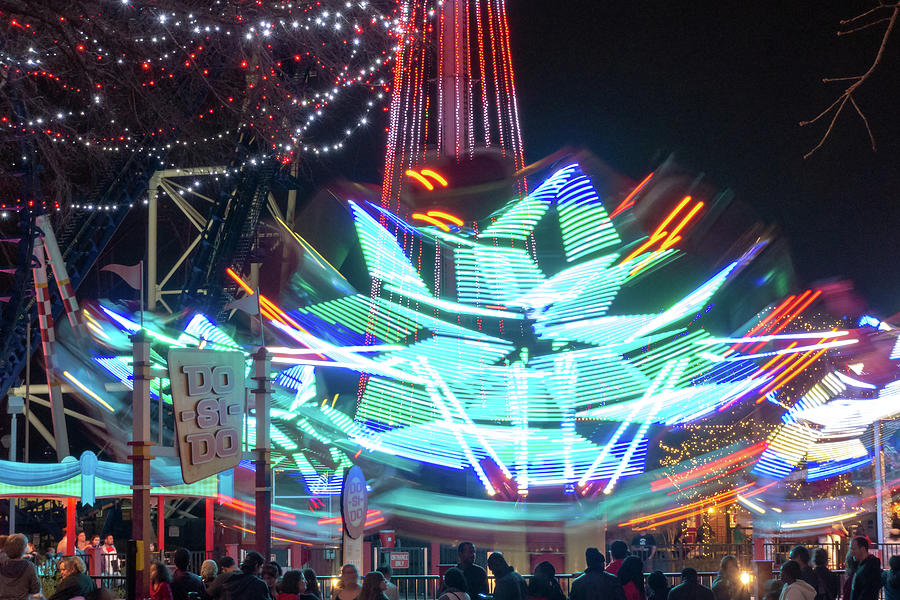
[
  {"left": 487, "top": 553, "right": 528, "bottom": 600},
  {"left": 882, "top": 555, "right": 900, "bottom": 600},
  {"left": 171, "top": 548, "right": 205, "bottom": 600},
  {"left": 646, "top": 571, "right": 669, "bottom": 600},
  {"left": 811, "top": 548, "right": 839, "bottom": 600},
  {"left": 668, "top": 568, "right": 714, "bottom": 600},
  {"left": 223, "top": 551, "right": 272, "bottom": 600},
  {"left": 778, "top": 561, "right": 816, "bottom": 600},
  {"left": 569, "top": 548, "right": 626, "bottom": 600},
  {"left": 526, "top": 561, "right": 566, "bottom": 600},
  {"left": 206, "top": 556, "right": 239, "bottom": 599},
  {"left": 849, "top": 537, "right": 881, "bottom": 600},
  {"left": 0, "top": 534, "right": 42, "bottom": 600}
]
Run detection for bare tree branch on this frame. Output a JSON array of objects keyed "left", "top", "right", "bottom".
[{"left": 800, "top": 3, "right": 899, "bottom": 158}]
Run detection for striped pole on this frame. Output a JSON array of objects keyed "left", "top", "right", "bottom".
[
  {"left": 31, "top": 242, "right": 70, "bottom": 458},
  {"left": 36, "top": 214, "right": 85, "bottom": 333}
]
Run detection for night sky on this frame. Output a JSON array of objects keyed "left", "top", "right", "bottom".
[
  {"left": 328, "top": 2, "right": 900, "bottom": 315},
  {"left": 508, "top": 1, "right": 900, "bottom": 315}
]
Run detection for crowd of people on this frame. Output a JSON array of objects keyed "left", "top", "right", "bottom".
[
  {"left": 2, "top": 533, "right": 900, "bottom": 600},
  {"left": 437, "top": 537, "right": 900, "bottom": 600}
]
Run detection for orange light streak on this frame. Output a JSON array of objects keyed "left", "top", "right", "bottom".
[
  {"left": 620, "top": 196, "right": 700, "bottom": 265},
  {"left": 665, "top": 461, "right": 756, "bottom": 495},
  {"left": 405, "top": 169, "right": 434, "bottom": 191},
  {"left": 426, "top": 210, "right": 463, "bottom": 225},
  {"left": 225, "top": 268, "right": 324, "bottom": 357},
  {"left": 610, "top": 172, "right": 655, "bottom": 218},
  {"left": 651, "top": 442, "right": 767, "bottom": 491},
  {"left": 624, "top": 483, "right": 775, "bottom": 530},
  {"left": 730, "top": 294, "right": 797, "bottom": 353},
  {"left": 747, "top": 290, "right": 822, "bottom": 353},
  {"left": 619, "top": 483, "right": 754, "bottom": 527},
  {"left": 420, "top": 169, "right": 449, "bottom": 187},
  {"left": 756, "top": 344, "right": 829, "bottom": 400},
  {"left": 659, "top": 201, "right": 704, "bottom": 250},
  {"left": 411, "top": 213, "right": 450, "bottom": 231}
]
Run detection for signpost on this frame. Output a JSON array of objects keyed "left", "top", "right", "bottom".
[
  {"left": 341, "top": 465, "right": 368, "bottom": 569},
  {"left": 168, "top": 349, "right": 246, "bottom": 483}
]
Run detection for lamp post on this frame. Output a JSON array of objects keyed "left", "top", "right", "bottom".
[{"left": 7, "top": 395, "right": 24, "bottom": 534}]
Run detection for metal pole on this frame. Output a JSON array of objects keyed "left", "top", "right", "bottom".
[
  {"left": 252, "top": 347, "right": 272, "bottom": 560},
  {"left": 129, "top": 332, "right": 153, "bottom": 599},
  {"left": 9, "top": 412, "right": 15, "bottom": 534},
  {"left": 24, "top": 321, "right": 30, "bottom": 464},
  {"left": 874, "top": 420, "right": 886, "bottom": 548},
  {"left": 147, "top": 175, "right": 159, "bottom": 310},
  {"left": 7, "top": 395, "right": 23, "bottom": 535}
]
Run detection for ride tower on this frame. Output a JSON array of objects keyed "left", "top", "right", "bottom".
[{"left": 381, "top": 0, "right": 526, "bottom": 209}]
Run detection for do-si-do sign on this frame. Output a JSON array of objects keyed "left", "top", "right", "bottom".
[
  {"left": 341, "top": 465, "right": 368, "bottom": 539},
  {"left": 168, "top": 349, "right": 245, "bottom": 484}
]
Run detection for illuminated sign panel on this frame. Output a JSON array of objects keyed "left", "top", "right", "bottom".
[{"left": 168, "top": 349, "right": 246, "bottom": 483}]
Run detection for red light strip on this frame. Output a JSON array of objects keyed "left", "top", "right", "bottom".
[
  {"left": 610, "top": 172, "right": 655, "bottom": 218},
  {"left": 747, "top": 290, "right": 822, "bottom": 353},
  {"left": 730, "top": 294, "right": 798, "bottom": 353},
  {"left": 316, "top": 509, "right": 382, "bottom": 525}
]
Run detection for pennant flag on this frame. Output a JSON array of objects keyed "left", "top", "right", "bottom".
[
  {"left": 101, "top": 262, "right": 142, "bottom": 290},
  {"left": 224, "top": 292, "right": 260, "bottom": 316}
]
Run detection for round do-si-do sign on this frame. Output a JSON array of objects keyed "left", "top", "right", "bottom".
[{"left": 341, "top": 465, "right": 368, "bottom": 539}]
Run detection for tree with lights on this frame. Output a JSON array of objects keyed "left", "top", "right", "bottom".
[{"left": 0, "top": 0, "right": 397, "bottom": 210}]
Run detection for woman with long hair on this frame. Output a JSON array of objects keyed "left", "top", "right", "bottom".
[
  {"left": 618, "top": 556, "right": 646, "bottom": 600},
  {"left": 332, "top": 564, "right": 362, "bottom": 600},
  {"left": 358, "top": 571, "right": 389, "bottom": 600},
  {"left": 304, "top": 568, "right": 322, "bottom": 600},
  {"left": 882, "top": 555, "right": 900, "bottom": 600},
  {"left": 279, "top": 570, "right": 317, "bottom": 600},
  {"left": 526, "top": 561, "right": 566, "bottom": 600},
  {"left": 150, "top": 560, "right": 173, "bottom": 600}
]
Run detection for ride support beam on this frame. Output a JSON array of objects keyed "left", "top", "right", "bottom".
[
  {"left": 36, "top": 214, "right": 84, "bottom": 334},
  {"left": 31, "top": 243, "right": 69, "bottom": 458},
  {"left": 205, "top": 497, "right": 214, "bottom": 557},
  {"left": 129, "top": 332, "right": 153, "bottom": 599},
  {"left": 66, "top": 497, "right": 76, "bottom": 555},
  {"left": 157, "top": 496, "right": 165, "bottom": 554}
]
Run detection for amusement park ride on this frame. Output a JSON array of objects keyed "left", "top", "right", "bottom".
[{"left": 1, "top": 0, "right": 899, "bottom": 594}]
